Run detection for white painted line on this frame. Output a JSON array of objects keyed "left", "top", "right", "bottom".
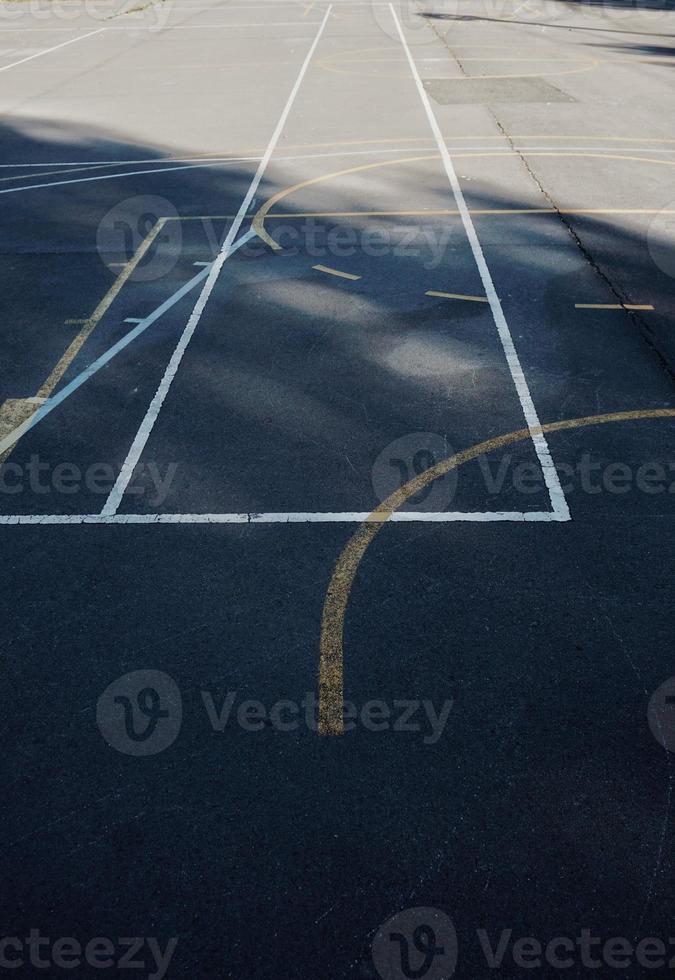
[
  {"left": 4, "top": 147, "right": 673, "bottom": 197},
  {"left": 0, "top": 27, "right": 105, "bottom": 73},
  {"left": 0, "top": 510, "right": 560, "bottom": 525},
  {"left": 193, "top": 261, "right": 211, "bottom": 266},
  {"left": 390, "top": 3, "right": 570, "bottom": 522},
  {"left": 4, "top": 146, "right": 675, "bottom": 169},
  {"left": 0, "top": 146, "right": 424, "bottom": 197},
  {"left": 102, "top": 5, "right": 333, "bottom": 518},
  {"left": 124, "top": 318, "right": 144, "bottom": 323},
  {"left": 0, "top": 158, "right": 258, "bottom": 197}
]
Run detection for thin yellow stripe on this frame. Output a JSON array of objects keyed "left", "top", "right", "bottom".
[
  {"left": 426, "top": 290, "right": 488, "bottom": 303},
  {"left": 575, "top": 303, "right": 654, "bottom": 310},
  {"left": 312, "top": 264, "right": 361, "bottom": 281}
]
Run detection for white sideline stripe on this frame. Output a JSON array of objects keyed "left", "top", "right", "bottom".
[
  {"left": 4, "top": 146, "right": 675, "bottom": 168},
  {"left": 0, "top": 27, "right": 105, "bottom": 73},
  {"left": 0, "top": 146, "right": 431, "bottom": 197},
  {"left": 390, "top": 3, "right": 570, "bottom": 522},
  {"left": 4, "top": 146, "right": 673, "bottom": 197},
  {"left": 101, "top": 5, "right": 333, "bottom": 518},
  {"left": 0, "top": 511, "right": 561, "bottom": 525},
  {"left": 0, "top": 158, "right": 258, "bottom": 197}
]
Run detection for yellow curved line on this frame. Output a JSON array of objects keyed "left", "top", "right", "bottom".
[
  {"left": 5, "top": 136, "right": 671, "bottom": 172},
  {"left": 315, "top": 44, "right": 599, "bottom": 80},
  {"left": 253, "top": 150, "right": 675, "bottom": 250},
  {"left": 318, "top": 408, "right": 675, "bottom": 735},
  {"left": 435, "top": 64, "right": 598, "bottom": 81},
  {"left": 252, "top": 154, "right": 436, "bottom": 249}
]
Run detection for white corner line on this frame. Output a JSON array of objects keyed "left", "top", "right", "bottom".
[
  {"left": 0, "top": 27, "right": 106, "bottom": 74},
  {"left": 101, "top": 4, "right": 333, "bottom": 518},
  {"left": 389, "top": 3, "right": 570, "bottom": 522},
  {"left": 0, "top": 510, "right": 566, "bottom": 526}
]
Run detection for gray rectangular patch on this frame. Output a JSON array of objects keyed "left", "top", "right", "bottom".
[{"left": 423, "top": 77, "right": 575, "bottom": 105}]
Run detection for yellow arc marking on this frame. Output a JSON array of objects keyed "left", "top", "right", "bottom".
[
  {"left": 313, "top": 264, "right": 360, "bottom": 281},
  {"left": 253, "top": 152, "right": 675, "bottom": 252},
  {"left": 318, "top": 408, "right": 675, "bottom": 735},
  {"left": 315, "top": 45, "right": 598, "bottom": 80},
  {"left": 252, "top": 155, "right": 436, "bottom": 249},
  {"left": 426, "top": 290, "right": 488, "bottom": 303}
]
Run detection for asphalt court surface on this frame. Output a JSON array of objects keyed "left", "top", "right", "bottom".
[{"left": 1, "top": 0, "right": 675, "bottom": 977}]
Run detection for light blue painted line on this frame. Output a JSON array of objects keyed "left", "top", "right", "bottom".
[
  {"left": 0, "top": 228, "right": 255, "bottom": 459},
  {"left": 0, "top": 264, "right": 207, "bottom": 457}
]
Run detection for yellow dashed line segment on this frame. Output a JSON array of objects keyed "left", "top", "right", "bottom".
[
  {"left": 426, "top": 290, "right": 488, "bottom": 303},
  {"left": 575, "top": 303, "right": 655, "bottom": 311},
  {"left": 312, "top": 264, "right": 361, "bottom": 281}
]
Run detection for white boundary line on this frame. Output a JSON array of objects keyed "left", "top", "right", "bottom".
[
  {"left": 390, "top": 2, "right": 570, "bottom": 521},
  {"left": 101, "top": 4, "right": 333, "bottom": 517},
  {"left": 0, "top": 27, "right": 105, "bottom": 73},
  {"left": 3, "top": 144, "right": 675, "bottom": 168},
  {"left": 0, "top": 511, "right": 561, "bottom": 525},
  {"left": 4, "top": 146, "right": 675, "bottom": 197},
  {"left": 0, "top": 160, "right": 256, "bottom": 197}
]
